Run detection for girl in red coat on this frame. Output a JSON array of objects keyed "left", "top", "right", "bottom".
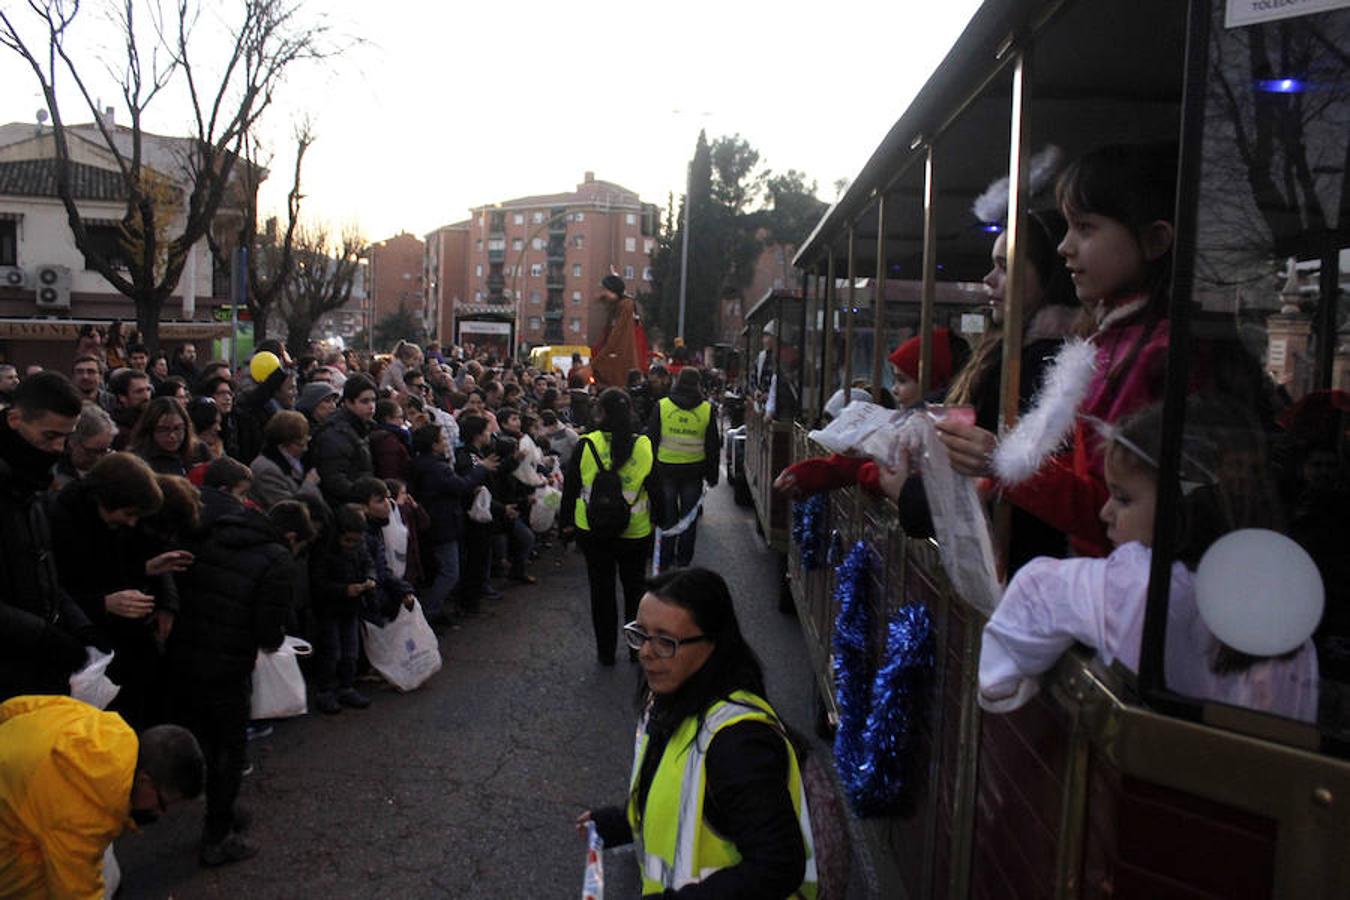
[{"left": 938, "top": 143, "right": 1182, "bottom": 557}]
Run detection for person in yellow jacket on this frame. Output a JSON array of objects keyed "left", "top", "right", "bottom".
[
  {"left": 647, "top": 367, "right": 721, "bottom": 572},
  {"left": 560, "top": 387, "right": 664, "bottom": 666},
  {"left": 576, "top": 568, "right": 817, "bottom": 898},
  {"left": 0, "top": 695, "right": 203, "bottom": 899}
]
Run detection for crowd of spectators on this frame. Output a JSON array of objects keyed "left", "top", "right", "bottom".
[{"left": 0, "top": 325, "right": 716, "bottom": 870}]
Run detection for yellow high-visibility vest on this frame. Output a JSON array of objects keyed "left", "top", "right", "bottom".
[
  {"left": 656, "top": 397, "right": 711, "bottom": 465},
  {"left": 627, "top": 690, "right": 818, "bottom": 897},
  {"left": 575, "top": 432, "right": 653, "bottom": 539}
]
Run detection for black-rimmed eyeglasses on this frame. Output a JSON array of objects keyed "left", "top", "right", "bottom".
[{"left": 622, "top": 622, "right": 710, "bottom": 659}]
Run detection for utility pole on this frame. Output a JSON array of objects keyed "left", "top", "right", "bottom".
[{"left": 677, "top": 160, "right": 691, "bottom": 341}]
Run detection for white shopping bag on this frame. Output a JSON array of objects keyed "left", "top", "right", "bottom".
[
  {"left": 468, "top": 486, "right": 493, "bottom": 523},
  {"left": 102, "top": 844, "right": 120, "bottom": 899},
  {"left": 250, "top": 636, "right": 312, "bottom": 719},
  {"left": 70, "top": 648, "right": 120, "bottom": 710},
  {"left": 529, "top": 485, "right": 562, "bottom": 533},
  {"left": 361, "top": 600, "right": 442, "bottom": 692}
]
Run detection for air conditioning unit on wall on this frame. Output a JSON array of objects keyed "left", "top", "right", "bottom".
[
  {"left": 33, "top": 264, "right": 71, "bottom": 311},
  {"left": 0, "top": 266, "right": 28, "bottom": 289}
]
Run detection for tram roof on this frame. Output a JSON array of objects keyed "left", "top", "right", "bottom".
[{"left": 793, "top": 0, "right": 1185, "bottom": 279}]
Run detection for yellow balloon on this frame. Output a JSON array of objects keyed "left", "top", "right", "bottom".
[{"left": 250, "top": 351, "right": 281, "bottom": 383}]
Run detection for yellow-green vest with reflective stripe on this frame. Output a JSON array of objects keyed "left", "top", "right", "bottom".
[
  {"left": 575, "top": 432, "right": 653, "bottom": 539},
  {"left": 656, "top": 397, "right": 711, "bottom": 465},
  {"left": 626, "top": 690, "right": 818, "bottom": 897}
]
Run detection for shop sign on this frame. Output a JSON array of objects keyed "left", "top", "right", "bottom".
[{"left": 1226, "top": 0, "right": 1350, "bottom": 28}]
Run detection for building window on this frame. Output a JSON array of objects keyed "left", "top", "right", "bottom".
[
  {"left": 625, "top": 237, "right": 636, "bottom": 252},
  {"left": 569, "top": 318, "right": 582, "bottom": 333},
  {"left": 475, "top": 264, "right": 483, "bottom": 277},
  {"left": 625, "top": 213, "right": 637, "bottom": 226},
  {"left": 0, "top": 221, "right": 16, "bottom": 266},
  {"left": 530, "top": 263, "right": 543, "bottom": 277},
  {"left": 475, "top": 290, "right": 484, "bottom": 301},
  {"left": 571, "top": 290, "right": 582, "bottom": 304},
  {"left": 475, "top": 239, "right": 483, "bottom": 250},
  {"left": 571, "top": 263, "right": 582, "bottom": 277},
  {"left": 623, "top": 265, "right": 634, "bottom": 279},
  {"left": 643, "top": 239, "right": 654, "bottom": 254},
  {"left": 530, "top": 290, "right": 541, "bottom": 302},
  {"left": 573, "top": 211, "right": 584, "bottom": 222},
  {"left": 532, "top": 237, "right": 544, "bottom": 251},
  {"left": 487, "top": 237, "right": 505, "bottom": 252},
  {"left": 513, "top": 213, "right": 524, "bottom": 226},
  {"left": 642, "top": 266, "right": 653, "bottom": 281},
  {"left": 529, "top": 316, "right": 541, "bottom": 330},
  {"left": 512, "top": 238, "right": 523, "bottom": 251},
  {"left": 83, "top": 224, "right": 132, "bottom": 270},
  {"left": 573, "top": 235, "right": 584, "bottom": 249},
  {"left": 532, "top": 211, "right": 545, "bottom": 224}
]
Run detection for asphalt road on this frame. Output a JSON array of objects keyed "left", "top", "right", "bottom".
[{"left": 115, "top": 480, "right": 831, "bottom": 899}]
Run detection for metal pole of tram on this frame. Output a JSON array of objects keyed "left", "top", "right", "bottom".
[
  {"left": 844, "top": 226, "right": 856, "bottom": 405},
  {"left": 823, "top": 251, "right": 836, "bottom": 415},
  {"left": 919, "top": 144, "right": 938, "bottom": 394},
  {"left": 871, "top": 195, "right": 887, "bottom": 395}
]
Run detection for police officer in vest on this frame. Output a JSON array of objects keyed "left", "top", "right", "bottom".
[
  {"left": 647, "top": 367, "right": 721, "bottom": 572},
  {"left": 577, "top": 568, "right": 817, "bottom": 898},
  {"left": 560, "top": 387, "right": 663, "bottom": 665}
]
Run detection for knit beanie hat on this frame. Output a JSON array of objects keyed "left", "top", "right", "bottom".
[
  {"left": 296, "top": 381, "right": 340, "bottom": 415},
  {"left": 888, "top": 327, "right": 955, "bottom": 388}
]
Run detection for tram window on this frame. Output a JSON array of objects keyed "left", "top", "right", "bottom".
[{"left": 1149, "top": 3, "right": 1348, "bottom": 740}]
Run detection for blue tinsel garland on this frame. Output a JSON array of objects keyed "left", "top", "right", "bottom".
[
  {"left": 791, "top": 494, "right": 827, "bottom": 571},
  {"left": 831, "top": 541, "right": 873, "bottom": 805},
  {"left": 831, "top": 540, "right": 935, "bottom": 817}
]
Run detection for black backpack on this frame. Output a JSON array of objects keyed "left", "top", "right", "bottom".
[{"left": 583, "top": 438, "right": 633, "bottom": 539}]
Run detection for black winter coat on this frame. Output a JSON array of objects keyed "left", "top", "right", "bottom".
[
  {"left": 170, "top": 502, "right": 295, "bottom": 683},
  {"left": 0, "top": 420, "right": 92, "bottom": 701},
  {"left": 312, "top": 406, "right": 373, "bottom": 508},
  {"left": 410, "top": 451, "right": 487, "bottom": 545}
]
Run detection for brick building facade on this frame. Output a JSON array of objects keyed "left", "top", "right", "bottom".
[
  {"left": 425, "top": 172, "right": 657, "bottom": 353},
  {"left": 366, "top": 231, "right": 425, "bottom": 333}
]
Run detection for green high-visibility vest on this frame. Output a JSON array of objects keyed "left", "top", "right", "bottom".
[
  {"left": 657, "top": 397, "right": 711, "bottom": 465},
  {"left": 627, "top": 690, "right": 818, "bottom": 897},
  {"left": 575, "top": 431, "right": 653, "bottom": 539}
]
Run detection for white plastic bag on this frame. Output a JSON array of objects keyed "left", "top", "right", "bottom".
[
  {"left": 361, "top": 600, "right": 442, "bottom": 692},
  {"left": 807, "top": 400, "right": 910, "bottom": 468},
  {"left": 70, "top": 647, "right": 120, "bottom": 710},
  {"left": 468, "top": 486, "right": 493, "bottom": 523},
  {"left": 529, "top": 485, "right": 562, "bottom": 533},
  {"left": 102, "top": 844, "right": 120, "bottom": 899},
  {"left": 250, "top": 636, "right": 312, "bottom": 719}
]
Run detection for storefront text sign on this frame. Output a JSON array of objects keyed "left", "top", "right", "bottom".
[{"left": 1226, "top": 0, "right": 1350, "bottom": 28}]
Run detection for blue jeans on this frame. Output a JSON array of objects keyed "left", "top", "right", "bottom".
[
  {"left": 315, "top": 610, "right": 360, "bottom": 693},
  {"left": 422, "top": 540, "right": 461, "bottom": 620},
  {"left": 658, "top": 473, "right": 705, "bottom": 571}
]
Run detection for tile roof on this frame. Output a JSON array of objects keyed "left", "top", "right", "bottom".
[{"left": 0, "top": 158, "right": 129, "bottom": 201}]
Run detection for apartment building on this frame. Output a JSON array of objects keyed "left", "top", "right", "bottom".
[{"left": 426, "top": 172, "right": 658, "bottom": 353}]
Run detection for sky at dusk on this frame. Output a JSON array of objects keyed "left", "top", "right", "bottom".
[{"left": 0, "top": 0, "right": 982, "bottom": 242}]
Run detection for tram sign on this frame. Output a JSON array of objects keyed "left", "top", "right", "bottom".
[{"left": 1226, "top": 0, "right": 1350, "bottom": 27}]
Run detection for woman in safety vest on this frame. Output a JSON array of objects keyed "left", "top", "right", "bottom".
[
  {"left": 560, "top": 387, "right": 663, "bottom": 665},
  {"left": 576, "top": 567, "right": 817, "bottom": 898}
]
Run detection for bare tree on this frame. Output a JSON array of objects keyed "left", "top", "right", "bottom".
[
  {"left": 0, "top": 0, "right": 332, "bottom": 351},
  {"left": 276, "top": 224, "right": 365, "bottom": 352},
  {"left": 208, "top": 123, "right": 312, "bottom": 342}
]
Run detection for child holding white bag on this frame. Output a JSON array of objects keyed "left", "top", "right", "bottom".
[{"left": 978, "top": 398, "right": 1319, "bottom": 722}]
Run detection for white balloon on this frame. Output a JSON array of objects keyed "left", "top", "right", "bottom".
[{"left": 1194, "top": 529, "right": 1324, "bottom": 657}]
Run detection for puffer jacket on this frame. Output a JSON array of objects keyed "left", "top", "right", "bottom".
[
  {"left": 0, "top": 695, "right": 136, "bottom": 899},
  {"left": 311, "top": 406, "right": 373, "bottom": 508},
  {"left": 410, "top": 451, "right": 488, "bottom": 545},
  {"left": 0, "top": 420, "right": 92, "bottom": 702},
  {"left": 169, "top": 498, "right": 295, "bottom": 683}
]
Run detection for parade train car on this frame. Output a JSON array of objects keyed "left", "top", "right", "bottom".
[{"left": 740, "top": 0, "right": 1350, "bottom": 896}]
